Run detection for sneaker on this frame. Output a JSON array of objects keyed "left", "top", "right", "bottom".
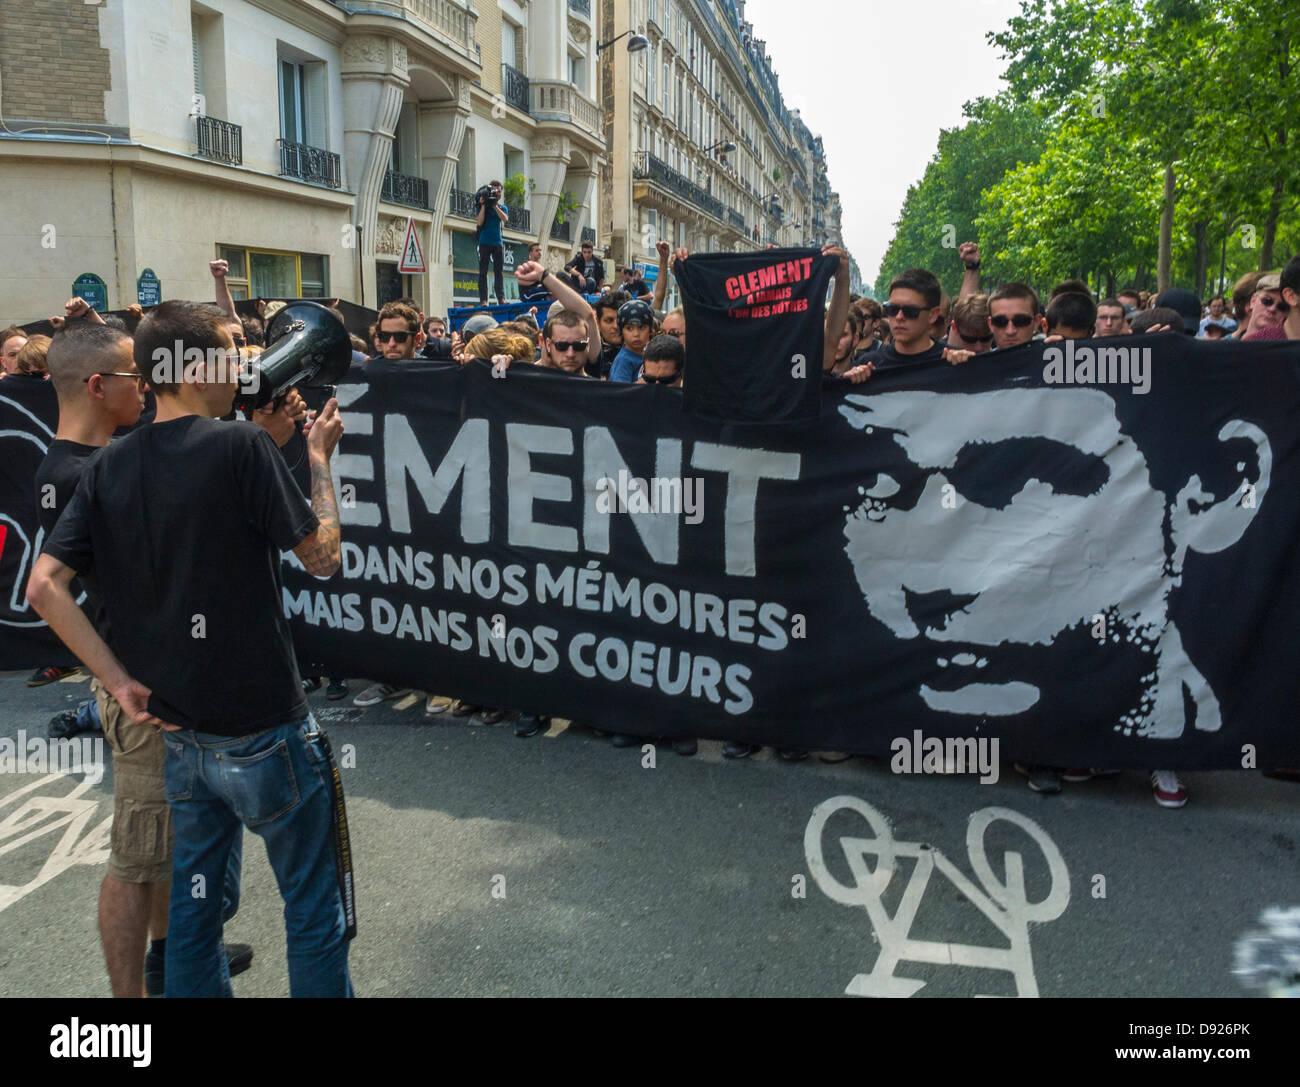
[
  {"left": 1015, "top": 764, "right": 1062, "bottom": 794},
  {"left": 1151, "top": 770, "right": 1187, "bottom": 808},
  {"left": 144, "top": 941, "right": 253, "bottom": 997},
  {"left": 425, "top": 694, "right": 454, "bottom": 716},
  {"left": 610, "top": 733, "right": 640, "bottom": 748},
  {"left": 28, "top": 664, "right": 77, "bottom": 687},
  {"left": 478, "top": 707, "right": 510, "bottom": 725},
  {"left": 48, "top": 708, "right": 97, "bottom": 740},
  {"left": 723, "top": 741, "right": 761, "bottom": 759},
  {"left": 777, "top": 748, "right": 809, "bottom": 762},
  {"left": 671, "top": 738, "right": 698, "bottom": 757},
  {"left": 302, "top": 676, "right": 322, "bottom": 694},
  {"left": 353, "top": 683, "right": 410, "bottom": 707},
  {"left": 819, "top": 751, "right": 853, "bottom": 763},
  {"left": 450, "top": 700, "right": 481, "bottom": 717},
  {"left": 326, "top": 680, "right": 350, "bottom": 701},
  {"left": 515, "top": 715, "right": 548, "bottom": 738}
]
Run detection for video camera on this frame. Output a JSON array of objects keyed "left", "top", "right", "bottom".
[{"left": 475, "top": 184, "right": 499, "bottom": 208}]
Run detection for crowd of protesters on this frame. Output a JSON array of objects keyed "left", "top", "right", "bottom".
[{"left": 8, "top": 232, "right": 1298, "bottom": 1001}]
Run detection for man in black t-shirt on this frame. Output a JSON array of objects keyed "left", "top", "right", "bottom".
[
  {"left": 564, "top": 240, "right": 605, "bottom": 293},
  {"left": 29, "top": 300, "right": 353, "bottom": 998},
  {"left": 620, "top": 265, "right": 652, "bottom": 301}
]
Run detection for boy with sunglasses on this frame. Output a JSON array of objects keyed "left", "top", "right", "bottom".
[
  {"left": 987, "top": 283, "right": 1043, "bottom": 349},
  {"left": 945, "top": 294, "right": 996, "bottom": 354},
  {"left": 858, "top": 269, "right": 949, "bottom": 369}
]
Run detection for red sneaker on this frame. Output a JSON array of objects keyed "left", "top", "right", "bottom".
[
  {"left": 27, "top": 664, "right": 78, "bottom": 687},
  {"left": 1150, "top": 770, "right": 1188, "bottom": 808}
]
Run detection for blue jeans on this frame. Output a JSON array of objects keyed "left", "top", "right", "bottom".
[
  {"left": 75, "top": 697, "right": 101, "bottom": 732},
  {"left": 162, "top": 716, "right": 352, "bottom": 997}
]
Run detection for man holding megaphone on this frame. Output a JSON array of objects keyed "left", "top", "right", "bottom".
[{"left": 28, "top": 299, "right": 357, "bottom": 997}]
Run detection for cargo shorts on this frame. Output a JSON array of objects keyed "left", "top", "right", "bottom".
[{"left": 92, "top": 677, "right": 173, "bottom": 883}]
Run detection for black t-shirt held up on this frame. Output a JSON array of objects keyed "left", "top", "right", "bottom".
[{"left": 43, "top": 415, "right": 318, "bottom": 735}]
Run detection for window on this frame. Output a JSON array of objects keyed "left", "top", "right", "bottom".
[
  {"left": 391, "top": 102, "right": 417, "bottom": 173},
  {"left": 279, "top": 52, "right": 326, "bottom": 147},
  {"left": 218, "top": 245, "right": 328, "bottom": 300},
  {"left": 455, "top": 129, "right": 475, "bottom": 191},
  {"left": 279, "top": 60, "right": 304, "bottom": 143},
  {"left": 569, "top": 53, "right": 585, "bottom": 88},
  {"left": 502, "top": 20, "right": 520, "bottom": 71},
  {"left": 662, "top": 63, "right": 670, "bottom": 113}
]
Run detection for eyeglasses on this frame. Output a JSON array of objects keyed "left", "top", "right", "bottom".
[
  {"left": 376, "top": 331, "right": 412, "bottom": 344},
  {"left": 990, "top": 313, "right": 1035, "bottom": 328},
  {"left": 85, "top": 372, "right": 145, "bottom": 387},
  {"left": 231, "top": 335, "right": 247, "bottom": 347},
  {"left": 550, "top": 340, "right": 589, "bottom": 353},
  {"left": 882, "top": 303, "right": 930, "bottom": 319},
  {"left": 1258, "top": 295, "right": 1291, "bottom": 313},
  {"left": 641, "top": 370, "right": 682, "bottom": 385},
  {"left": 958, "top": 332, "right": 995, "bottom": 344}
]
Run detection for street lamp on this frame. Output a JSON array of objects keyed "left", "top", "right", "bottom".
[
  {"left": 703, "top": 140, "right": 737, "bottom": 156},
  {"left": 596, "top": 29, "right": 649, "bottom": 53}
]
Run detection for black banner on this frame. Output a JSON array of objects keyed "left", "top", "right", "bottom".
[{"left": 5, "top": 336, "right": 1300, "bottom": 769}]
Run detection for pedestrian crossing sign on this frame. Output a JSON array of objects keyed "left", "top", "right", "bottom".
[{"left": 398, "top": 218, "right": 426, "bottom": 274}]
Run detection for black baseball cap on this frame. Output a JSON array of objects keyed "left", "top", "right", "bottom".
[{"left": 1155, "top": 289, "right": 1201, "bottom": 336}]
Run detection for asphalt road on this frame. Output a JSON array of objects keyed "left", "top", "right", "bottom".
[{"left": 2, "top": 669, "right": 1297, "bottom": 998}]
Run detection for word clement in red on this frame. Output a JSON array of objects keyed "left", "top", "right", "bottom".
[{"left": 724, "top": 258, "right": 816, "bottom": 301}]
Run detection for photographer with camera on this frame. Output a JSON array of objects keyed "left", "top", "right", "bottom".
[{"left": 475, "top": 180, "right": 510, "bottom": 307}]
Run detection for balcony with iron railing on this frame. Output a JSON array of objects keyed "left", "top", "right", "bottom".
[
  {"left": 334, "top": 1, "right": 478, "bottom": 65},
  {"left": 581, "top": 226, "right": 596, "bottom": 245},
  {"left": 449, "top": 188, "right": 476, "bottom": 219},
  {"left": 793, "top": 175, "right": 810, "bottom": 200},
  {"left": 381, "top": 168, "right": 430, "bottom": 210},
  {"left": 633, "top": 151, "right": 725, "bottom": 223},
  {"left": 728, "top": 208, "right": 745, "bottom": 233},
  {"left": 530, "top": 80, "right": 601, "bottom": 141},
  {"left": 550, "top": 217, "right": 571, "bottom": 242},
  {"left": 507, "top": 204, "right": 531, "bottom": 232},
  {"left": 196, "top": 115, "right": 242, "bottom": 165},
  {"left": 501, "top": 63, "right": 530, "bottom": 114},
  {"left": 278, "top": 138, "right": 341, "bottom": 188}
]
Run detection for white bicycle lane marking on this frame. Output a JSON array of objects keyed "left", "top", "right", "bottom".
[
  {"left": 0, "top": 772, "right": 111, "bottom": 914},
  {"left": 805, "top": 795, "right": 1070, "bottom": 997}
]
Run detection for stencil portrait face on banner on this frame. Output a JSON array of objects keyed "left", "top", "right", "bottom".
[{"left": 838, "top": 387, "right": 1272, "bottom": 739}]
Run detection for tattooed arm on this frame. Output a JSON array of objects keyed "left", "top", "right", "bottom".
[{"left": 292, "top": 398, "right": 344, "bottom": 577}]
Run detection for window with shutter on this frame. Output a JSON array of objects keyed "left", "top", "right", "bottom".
[{"left": 303, "top": 62, "right": 327, "bottom": 149}]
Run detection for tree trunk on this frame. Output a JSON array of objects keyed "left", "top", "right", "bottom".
[
  {"left": 1106, "top": 270, "right": 1116, "bottom": 298},
  {"left": 1259, "top": 174, "right": 1284, "bottom": 271},
  {"left": 1157, "top": 163, "right": 1175, "bottom": 293},
  {"left": 1193, "top": 220, "right": 1209, "bottom": 300}
]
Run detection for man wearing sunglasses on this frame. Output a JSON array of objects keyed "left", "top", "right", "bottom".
[
  {"left": 373, "top": 302, "right": 424, "bottom": 360},
  {"left": 1243, "top": 269, "right": 1299, "bottom": 341},
  {"left": 945, "top": 294, "right": 995, "bottom": 354},
  {"left": 987, "top": 283, "right": 1043, "bottom": 350},
  {"left": 858, "top": 269, "right": 949, "bottom": 369},
  {"left": 637, "top": 333, "right": 684, "bottom": 388}
]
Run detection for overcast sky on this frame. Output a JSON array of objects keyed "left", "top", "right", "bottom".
[{"left": 741, "top": 0, "right": 1028, "bottom": 286}]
